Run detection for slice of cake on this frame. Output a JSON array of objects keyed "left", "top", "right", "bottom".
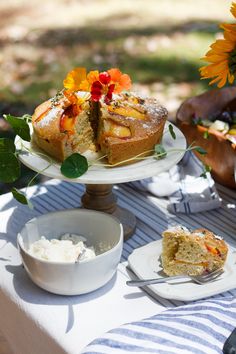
[
  {"left": 32, "top": 67, "right": 168, "bottom": 165},
  {"left": 161, "top": 226, "right": 228, "bottom": 276}
]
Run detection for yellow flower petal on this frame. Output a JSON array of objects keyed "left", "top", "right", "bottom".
[
  {"left": 78, "top": 70, "right": 99, "bottom": 92},
  {"left": 87, "top": 70, "right": 99, "bottom": 84},
  {"left": 79, "top": 80, "right": 90, "bottom": 91},
  {"left": 228, "top": 72, "right": 235, "bottom": 84},
  {"left": 231, "top": 2, "right": 236, "bottom": 18},
  {"left": 220, "top": 23, "right": 236, "bottom": 32},
  {"left": 200, "top": 14, "right": 236, "bottom": 89},
  {"left": 224, "top": 30, "right": 236, "bottom": 43},
  {"left": 211, "top": 39, "right": 235, "bottom": 52},
  {"left": 63, "top": 67, "right": 87, "bottom": 91},
  {"left": 209, "top": 76, "right": 222, "bottom": 85},
  {"left": 217, "top": 75, "right": 227, "bottom": 88},
  {"left": 201, "top": 53, "right": 229, "bottom": 63}
]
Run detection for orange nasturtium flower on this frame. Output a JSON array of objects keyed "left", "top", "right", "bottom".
[
  {"left": 79, "top": 70, "right": 100, "bottom": 91},
  {"left": 63, "top": 67, "right": 87, "bottom": 91},
  {"left": 108, "top": 68, "right": 132, "bottom": 93},
  {"left": 199, "top": 2, "right": 236, "bottom": 88},
  {"left": 63, "top": 67, "right": 132, "bottom": 102}
]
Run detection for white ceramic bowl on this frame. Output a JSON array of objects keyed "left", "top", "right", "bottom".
[{"left": 17, "top": 209, "right": 123, "bottom": 295}]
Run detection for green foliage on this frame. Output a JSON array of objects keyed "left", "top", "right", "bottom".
[
  {"left": 4, "top": 114, "right": 31, "bottom": 142},
  {"left": 60, "top": 153, "right": 89, "bottom": 178},
  {"left": 0, "top": 152, "right": 20, "bottom": 183},
  {"left": 194, "top": 146, "right": 207, "bottom": 155},
  {"left": 168, "top": 124, "right": 176, "bottom": 140},
  {"left": 200, "top": 165, "right": 212, "bottom": 179},
  {"left": 0, "top": 138, "right": 15, "bottom": 153},
  {"left": 154, "top": 144, "right": 167, "bottom": 159},
  {"left": 11, "top": 188, "right": 29, "bottom": 205}
]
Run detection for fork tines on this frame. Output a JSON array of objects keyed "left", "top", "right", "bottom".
[{"left": 194, "top": 268, "right": 224, "bottom": 284}]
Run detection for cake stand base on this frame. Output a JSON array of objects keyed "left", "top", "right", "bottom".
[{"left": 81, "top": 184, "right": 136, "bottom": 240}]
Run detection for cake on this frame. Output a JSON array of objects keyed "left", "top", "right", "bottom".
[
  {"left": 32, "top": 68, "right": 168, "bottom": 165},
  {"left": 161, "top": 225, "right": 228, "bottom": 276}
]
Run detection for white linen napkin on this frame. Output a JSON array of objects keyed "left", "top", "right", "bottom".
[{"left": 140, "top": 151, "right": 222, "bottom": 214}]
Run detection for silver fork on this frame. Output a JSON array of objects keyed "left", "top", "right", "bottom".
[{"left": 126, "top": 268, "right": 224, "bottom": 287}]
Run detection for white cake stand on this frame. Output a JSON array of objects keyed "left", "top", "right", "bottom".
[{"left": 17, "top": 123, "right": 186, "bottom": 239}]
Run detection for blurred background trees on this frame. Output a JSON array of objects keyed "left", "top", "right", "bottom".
[{"left": 0, "top": 0, "right": 232, "bottom": 193}]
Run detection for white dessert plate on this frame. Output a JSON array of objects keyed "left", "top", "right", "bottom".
[
  {"left": 128, "top": 240, "right": 236, "bottom": 301},
  {"left": 16, "top": 122, "right": 186, "bottom": 184}
]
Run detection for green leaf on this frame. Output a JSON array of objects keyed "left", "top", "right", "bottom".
[
  {"left": 0, "top": 138, "right": 15, "bottom": 153},
  {"left": 203, "top": 131, "right": 209, "bottom": 139},
  {"left": 0, "top": 152, "right": 20, "bottom": 182},
  {"left": 22, "top": 114, "right": 32, "bottom": 122},
  {"left": 60, "top": 153, "right": 88, "bottom": 178},
  {"left": 194, "top": 146, "right": 207, "bottom": 155},
  {"left": 154, "top": 144, "right": 167, "bottom": 159},
  {"left": 168, "top": 124, "right": 176, "bottom": 140},
  {"left": 11, "top": 188, "right": 33, "bottom": 208},
  {"left": 200, "top": 171, "right": 207, "bottom": 179},
  {"left": 205, "top": 164, "right": 212, "bottom": 172},
  {"left": 200, "top": 165, "right": 212, "bottom": 179},
  {"left": 192, "top": 117, "right": 203, "bottom": 126},
  {"left": 3, "top": 114, "right": 30, "bottom": 142}
]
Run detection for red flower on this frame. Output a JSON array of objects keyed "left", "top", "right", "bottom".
[
  {"left": 104, "top": 84, "right": 115, "bottom": 104},
  {"left": 91, "top": 81, "right": 103, "bottom": 101},
  {"left": 99, "top": 72, "right": 111, "bottom": 85}
]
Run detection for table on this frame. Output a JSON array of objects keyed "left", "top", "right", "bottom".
[{"left": 0, "top": 179, "right": 236, "bottom": 354}]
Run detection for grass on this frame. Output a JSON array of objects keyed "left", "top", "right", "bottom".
[
  {"left": 0, "top": 30, "right": 220, "bottom": 105},
  {"left": 0, "top": 0, "right": 232, "bottom": 107}
]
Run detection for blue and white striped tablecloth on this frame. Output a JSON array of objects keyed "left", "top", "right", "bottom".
[
  {"left": 16, "top": 179, "right": 236, "bottom": 353},
  {"left": 82, "top": 296, "right": 236, "bottom": 354},
  {"left": 29, "top": 179, "right": 236, "bottom": 308}
]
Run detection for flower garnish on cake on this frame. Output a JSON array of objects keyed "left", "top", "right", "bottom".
[
  {"left": 63, "top": 67, "right": 131, "bottom": 103},
  {"left": 32, "top": 67, "right": 168, "bottom": 165}
]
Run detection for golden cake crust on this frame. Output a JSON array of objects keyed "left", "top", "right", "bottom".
[{"left": 99, "top": 94, "right": 167, "bottom": 164}]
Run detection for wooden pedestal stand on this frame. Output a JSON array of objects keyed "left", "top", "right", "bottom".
[{"left": 81, "top": 184, "right": 136, "bottom": 240}]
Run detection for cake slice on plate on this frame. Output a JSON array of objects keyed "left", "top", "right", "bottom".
[{"left": 161, "top": 226, "right": 228, "bottom": 276}]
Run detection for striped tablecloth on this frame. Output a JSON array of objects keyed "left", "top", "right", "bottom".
[
  {"left": 13, "top": 179, "right": 236, "bottom": 307},
  {"left": 0, "top": 178, "right": 236, "bottom": 354},
  {"left": 82, "top": 296, "right": 236, "bottom": 354},
  {"left": 86, "top": 180, "right": 236, "bottom": 354}
]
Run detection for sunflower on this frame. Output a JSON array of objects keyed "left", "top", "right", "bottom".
[
  {"left": 199, "top": 2, "right": 236, "bottom": 88},
  {"left": 231, "top": 2, "right": 236, "bottom": 18}
]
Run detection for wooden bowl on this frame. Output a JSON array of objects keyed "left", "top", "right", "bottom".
[{"left": 176, "top": 87, "right": 236, "bottom": 189}]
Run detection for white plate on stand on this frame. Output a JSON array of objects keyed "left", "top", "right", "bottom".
[
  {"left": 128, "top": 240, "right": 236, "bottom": 301},
  {"left": 16, "top": 122, "right": 186, "bottom": 184}
]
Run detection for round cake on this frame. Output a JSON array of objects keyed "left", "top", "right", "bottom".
[{"left": 32, "top": 68, "right": 168, "bottom": 165}]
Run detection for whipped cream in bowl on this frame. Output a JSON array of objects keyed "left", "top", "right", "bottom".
[
  {"left": 28, "top": 234, "right": 96, "bottom": 263},
  {"left": 17, "top": 209, "right": 123, "bottom": 295}
]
